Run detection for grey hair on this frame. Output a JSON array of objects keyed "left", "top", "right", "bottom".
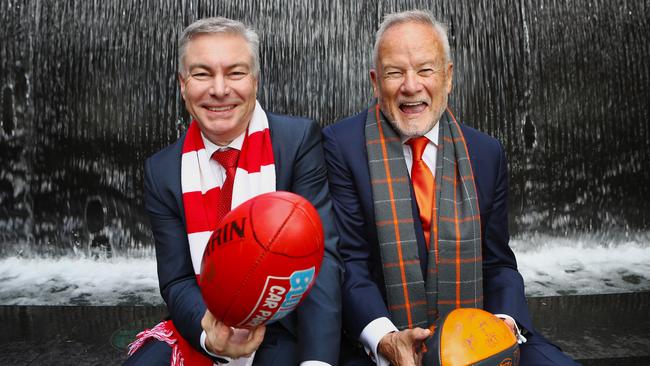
[
  {"left": 372, "top": 10, "right": 451, "bottom": 68},
  {"left": 178, "top": 17, "right": 260, "bottom": 77}
]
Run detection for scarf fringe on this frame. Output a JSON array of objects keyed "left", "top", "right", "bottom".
[{"left": 127, "top": 321, "right": 186, "bottom": 366}]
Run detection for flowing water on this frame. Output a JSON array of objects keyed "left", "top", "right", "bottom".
[
  {"left": 1, "top": 1, "right": 649, "bottom": 303},
  {"left": 1, "top": 232, "right": 649, "bottom": 305}
]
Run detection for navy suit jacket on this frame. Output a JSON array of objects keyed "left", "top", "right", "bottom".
[
  {"left": 144, "top": 112, "right": 342, "bottom": 364},
  {"left": 322, "top": 108, "right": 535, "bottom": 343}
]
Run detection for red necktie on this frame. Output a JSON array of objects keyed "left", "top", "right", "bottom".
[
  {"left": 407, "top": 137, "right": 435, "bottom": 249},
  {"left": 212, "top": 149, "right": 240, "bottom": 222}
]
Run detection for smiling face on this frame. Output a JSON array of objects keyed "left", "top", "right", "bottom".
[
  {"left": 179, "top": 33, "right": 258, "bottom": 145},
  {"left": 370, "top": 21, "right": 453, "bottom": 137}
]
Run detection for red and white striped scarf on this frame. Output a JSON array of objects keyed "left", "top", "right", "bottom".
[
  {"left": 181, "top": 101, "right": 276, "bottom": 275},
  {"left": 128, "top": 101, "right": 276, "bottom": 366}
]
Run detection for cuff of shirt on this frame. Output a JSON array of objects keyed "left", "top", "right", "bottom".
[
  {"left": 200, "top": 330, "right": 233, "bottom": 363},
  {"left": 359, "top": 317, "right": 399, "bottom": 366},
  {"left": 494, "top": 314, "right": 527, "bottom": 344},
  {"left": 300, "top": 361, "right": 332, "bottom": 366}
]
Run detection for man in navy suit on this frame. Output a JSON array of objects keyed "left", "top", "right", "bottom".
[
  {"left": 125, "top": 17, "right": 341, "bottom": 366},
  {"left": 323, "top": 10, "right": 577, "bottom": 366}
]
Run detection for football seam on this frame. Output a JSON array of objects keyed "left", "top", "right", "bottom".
[
  {"left": 222, "top": 247, "right": 269, "bottom": 327},
  {"left": 268, "top": 204, "right": 297, "bottom": 251},
  {"left": 251, "top": 198, "right": 297, "bottom": 255},
  {"left": 293, "top": 204, "right": 323, "bottom": 255}
]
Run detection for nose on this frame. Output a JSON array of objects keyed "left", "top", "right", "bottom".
[
  {"left": 209, "top": 75, "right": 231, "bottom": 97},
  {"left": 400, "top": 71, "right": 422, "bottom": 95}
]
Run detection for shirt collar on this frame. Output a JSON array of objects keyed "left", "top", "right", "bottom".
[
  {"left": 201, "top": 128, "right": 245, "bottom": 157},
  {"left": 401, "top": 121, "right": 440, "bottom": 146}
]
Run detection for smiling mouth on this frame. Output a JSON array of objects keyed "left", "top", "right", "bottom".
[
  {"left": 206, "top": 105, "right": 235, "bottom": 112},
  {"left": 399, "top": 101, "right": 428, "bottom": 114}
]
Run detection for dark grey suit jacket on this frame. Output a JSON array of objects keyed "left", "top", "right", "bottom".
[{"left": 144, "top": 111, "right": 342, "bottom": 364}]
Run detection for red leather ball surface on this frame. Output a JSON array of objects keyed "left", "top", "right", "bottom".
[{"left": 199, "top": 191, "right": 324, "bottom": 329}]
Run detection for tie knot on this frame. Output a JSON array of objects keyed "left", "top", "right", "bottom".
[
  {"left": 407, "top": 136, "right": 429, "bottom": 162},
  {"left": 212, "top": 148, "right": 239, "bottom": 169}
]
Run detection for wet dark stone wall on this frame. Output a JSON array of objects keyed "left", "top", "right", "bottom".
[{"left": 1, "top": 1, "right": 649, "bottom": 256}]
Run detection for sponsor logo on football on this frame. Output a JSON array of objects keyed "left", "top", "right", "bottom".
[
  {"left": 205, "top": 218, "right": 247, "bottom": 257},
  {"left": 240, "top": 267, "right": 316, "bottom": 328}
]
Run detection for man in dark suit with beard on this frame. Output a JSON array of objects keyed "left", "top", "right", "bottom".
[{"left": 323, "top": 10, "right": 577, "bottom": 366}]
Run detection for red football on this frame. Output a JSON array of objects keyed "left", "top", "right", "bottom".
[{"left": 199, "top": 191, "right": 324, "bottom": 329}]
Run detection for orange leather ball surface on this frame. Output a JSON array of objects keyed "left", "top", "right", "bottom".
[
  {"left": 425, "top": 308, "right": 520, "bottom": 366},
  {"left": 440, "top": 308, "right": 517, "bottom": 364}
]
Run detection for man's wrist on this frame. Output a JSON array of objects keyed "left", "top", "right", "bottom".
[
  {"left": 200, "top": 330, "right": 233, "bottom": 362},
  {"left": 494, "top": 314, "right": 527, "bottom": 344},
  {"left": 359, "top": 317, "right": 398, "bottom": 365}
]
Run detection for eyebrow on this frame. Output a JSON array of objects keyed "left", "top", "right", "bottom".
[
  {"left": 226, "top": 62, "right": 251, "bottom": 70},
  {"left": 187, "top": 62, "right": 251, "bottom": 71},
  {"left": 187, "top": 63, "right": 211, "bottom": 71},
  {"left": 382, "top": 61, "right": 441, "bottom": 71}
]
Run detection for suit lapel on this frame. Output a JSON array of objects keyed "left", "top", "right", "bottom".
[
  {"left": 163, "top": 134, "right": 187, "bottom": 227},
  {"left": 268, "top": 113, "right": 289, "bottom": 191}
]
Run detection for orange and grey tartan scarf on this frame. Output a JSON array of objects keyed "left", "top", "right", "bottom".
[
  {"left": 128, "top": 101, "right": 275, "bottom": 366},
  {"left": 365, "top": 103, "right": 482, "bottom": 330}
]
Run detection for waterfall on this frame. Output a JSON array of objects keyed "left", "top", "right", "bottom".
[{"left": 1, "top": 0, "right": 649, "bottom": 258}]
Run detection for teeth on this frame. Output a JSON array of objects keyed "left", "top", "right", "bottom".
[
  {"left": 207, "top": 105, "right": 234, "bottom": 112},
  {"left": 402, "top": 102, "right": 423, "bottom": 106}
]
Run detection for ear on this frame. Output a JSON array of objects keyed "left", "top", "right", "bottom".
[
  {"left": 445, "top": 63, "right": 454, "bottom": 94},
  {"left": 178, "top": 73, "right": 187, "bottom": 99},
  {"left": 370, "top": 69, "right": 379, "bottom": 98},
  {"left": 252, "top": 74, "right": 259, "bottom": 95}
]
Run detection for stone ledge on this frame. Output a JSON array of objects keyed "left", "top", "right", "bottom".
[
  {"left": 528, "top": 291, "right": 650, "bottom": 361},
  {"left": 1, "top": 292, "right": 648, "bottom": 365}
]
